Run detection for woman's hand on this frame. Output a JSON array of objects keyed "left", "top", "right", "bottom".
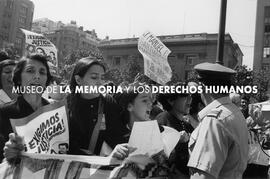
[
  {"left": 3, "top": 133, "right": 24, "bottom": 163},
  {"left": 179, "top": 131, "right": 190, "bottom": 143},
  {"left": 110, "top": 143, "right": 130, "bottom": 160}
]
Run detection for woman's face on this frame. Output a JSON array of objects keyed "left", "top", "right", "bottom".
[
  {"left": 1, "top": 65, "right": 15, "bottom": 90},
  {"left": 77, "top": 64, "right": 105, "bottom": 88},
  {"left": 20, "top": 59, "right": 48, "bottom": 92},
  {"left": 128, "top": 93, "right": 152, "bottom": 121},
  {"left": 172, "top": 95, "right": 192, "bottom": 114}
]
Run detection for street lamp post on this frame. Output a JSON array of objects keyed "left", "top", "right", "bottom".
[{"left": 216, "top": 0, "right": 227, "bottom": 65}]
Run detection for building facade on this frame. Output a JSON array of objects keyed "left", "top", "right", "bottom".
[
  {"left": 99, "top": 33, "right": 243, "bottom": 80},
  {"left": 0, "top": 0, "right": 34, "bottom": 55},
  {"left": 253, "top": 0, "right": 270, "bottom": 72},
  {"left": 32, "top": 18, "right": 64, "bottom": 34},
  {"left": 41, "top": 21, "right": 100, "bottom": 64}
]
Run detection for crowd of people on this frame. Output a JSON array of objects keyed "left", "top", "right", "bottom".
[{"left": 0, "top": 50, "right": 269, "bottom": 178}]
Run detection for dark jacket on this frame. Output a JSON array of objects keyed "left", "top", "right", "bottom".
[
  {"left": 155, "top": 111, "right": 194, "bottom": 176},
  {"left": 67, "top": 94, "right": 127, "bottom": 155}
]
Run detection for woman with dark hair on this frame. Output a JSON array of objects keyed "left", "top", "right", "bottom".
[
  {"left": 112, "top": 84, "right": 183, "bottom": 164},
  {"left": 112, "top": 84, "right": 155, "bottom": 159},
  {"left": 67, "top": 56, "right": 125, "bottom": 156},
  {"left": 1, "top": 55, "right": 125, "bottom": 161},
  {"left": 0, "top": 59, "right": 17, "bottom": 105},
  {"left": 155, "top": 82, "right": 193, "bottom": 178},
  {"left": 0, "top": 54, "right": 52, "bottom": 161}
]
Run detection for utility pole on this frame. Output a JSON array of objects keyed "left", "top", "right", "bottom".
[{"left": 216, "top": 0, "right": 227, "bottom": 65}]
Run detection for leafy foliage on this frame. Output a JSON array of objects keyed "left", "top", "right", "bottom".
[
  {"left": 58, "top": 49, "right": 103, "bottom": 82},
  {"left": 104, "top": 68, "right": 123, "bottom": 85},
  {"left": 233, "top": 65, "right": 269, "bottom": 102},
  {"left": 122, "top": 60, "right": 143, "bottom": 83}
]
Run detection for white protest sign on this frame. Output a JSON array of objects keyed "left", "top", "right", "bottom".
[
  {"left": 21, "top": 29, "right": 58, "bottom": 75},
  {"left": 161, "top": 126, "right": 180, "bottom": 157},
  {"left": 128, "top": 120, "right": 163, "bottom": 157},
  {"left": 138, "top": 31, "right": 172, "bottom": 85},
  {"left": 10, "top": 100, "right": 69, "bottom": 154},
  {"left": 128, "top": 120, "right": 179, "bottom": 158},
  {"left": 0, "top": 154, "right": 123, "bottom": 179}
]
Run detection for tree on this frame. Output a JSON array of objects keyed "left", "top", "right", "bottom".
[
  {"left": 122, "top": 60, "right": 143, "bottom": 83},
  {"left": 104, "top": 68, "right": 123, "bottom": 85},
  {"left": 169, "top": 67, "right": 182, "bottom": 84},
  {"left": 233, "top": 65, "right": 269, "bottom": 102},
  {"left": 233, "top": 65, "right": 253, "bottom": 87},
  {"left": 58, "top": 49, "right": 104, "bottom": 81},
  {"left": 252, "top": 69, "right": 269, "bottom": 102}
]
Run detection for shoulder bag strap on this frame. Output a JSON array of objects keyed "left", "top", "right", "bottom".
[{"left": 88, "top": 95, "right": 104, "bottom": 154}]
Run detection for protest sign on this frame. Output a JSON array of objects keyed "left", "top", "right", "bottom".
[
  {"left": 128, "top": 120, "right": 163, "bottom": 157},
  {"left": 138, "top": 31, "right": 172, "bottom": 85},
  {"left": 0, "top": 153, "right": 168, "bottom": 179},
  {"left": 125, "top": 121, "right": 178, "bottom": 177},
  {"left": 0, "top": 154, "right": 121, "bottom": 179},
  {"left": 161, "top": 126, "right": 181, "bottom": 157},
  {"left": 10, "top": 100, "right": 69, "bottom": 154},
  {"left": 128, "top": 120, "right": 179, "bottom": 158},
  {"left": 21, "top": 29, "right": 58, "bottom": 75}
]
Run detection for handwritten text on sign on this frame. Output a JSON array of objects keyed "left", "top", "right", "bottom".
[{"left": 138, "top": 31, "right": 172, "bottom": 85}]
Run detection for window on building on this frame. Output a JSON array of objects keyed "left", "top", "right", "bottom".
[
  {"left": 18, "top": 17, "right": 26, "bottom": 24},
  {"left": 2, "top": 21, "right": 10, "bottom": 30},
  {"left": 264, "top": 35, "right": 270, "bottom": 46},
  {"left": 6, "top": 0, "right": 13, "bottom": 9},
  {"left": 265, "top": 18, "right": 270, "bottom": 24},
  {"left": 263, "top": 47, "right": 270, "bottom": 58},
  {"left": 185, "top": 54, "right": 198, "bottom": 65},
  {"left": 265, "top": 6, "right": 270, "bottom": 18},
  {"left": 20, "top": 6, "right": 27, "bottom": 16},
  {"left": 184, "top": 70, "right": 191, "bottom": 80},
  {"left": 113, "top": 57, "right": 121, "bottom": 66},
  {"left": 15, "top": 38, "right": 22, "bottom": 47},
  {"left": 3, "top": 35, "right": 9, "bottom": 41},
  {"left": 265, "top": 25, "right": 270, "bottom": 33},
  {"left": 262, "top": 63, "right": 270, "bottom": 71}
]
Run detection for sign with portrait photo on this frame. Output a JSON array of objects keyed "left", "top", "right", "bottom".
[
  {"left": 10, "top": 100, "right": 69, "bottom": 154},
  {"left": 21, "top": 29, "right": 58, "bottom": 76}
]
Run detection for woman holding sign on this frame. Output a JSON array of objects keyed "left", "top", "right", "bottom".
[
  {"left": 111, "top": 84, "right": 153, "bottom": 159},
  {"left": 1, "top": 55, "right": 125, "bottom": 162},
  {"left": 0, "top": 54, "right": 52, "bottom": 161},
  {"left": 111, "top": 84, "right": 184, "bottom": 178}
]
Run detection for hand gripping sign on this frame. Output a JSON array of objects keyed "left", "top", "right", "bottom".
[
  {"left": 10, "top": 100, "right": 69, "bottom": 154},
  {"left": 138, "top": 31, "right": 172, "bottom": 85}
]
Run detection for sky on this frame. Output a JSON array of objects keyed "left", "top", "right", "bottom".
[{"left": 31, "top": 0, "right": 257, "bottom": 69}]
